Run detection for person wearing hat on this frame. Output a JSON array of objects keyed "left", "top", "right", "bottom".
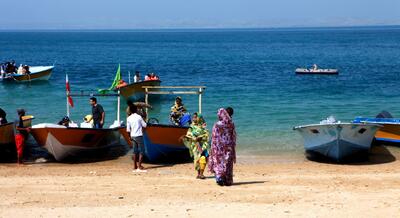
[{"left": 169, "top": 96, "right": 187, "bottom": 126}]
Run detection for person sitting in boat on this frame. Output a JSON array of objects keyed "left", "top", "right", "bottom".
[
  {"left": 80, "top": 115, "right": 94, "bottom": 128},
  {"left": 170, "top": 96, "right": 187, "bottom": 126},
  {"left": 115, "top": 79, "right": 128, "bottom": 89},
  {"left": 23, "top": 65, "right": 30, "bottom": 74},
  {"left": 5, "top": 61, "right": 16, "bottom": 74},
  {"left": 144, "top": 73, "right": 150, "bottom": 81},
  {"left": 312, "top": 64, "right": 318, "bottom": 71},
  {"left": 149, "top": 72, "right": 159, "bottom": 80},
  {"left": 134, "top": 71, "right": 141, "bottom": 83},
  {"left": 58, "top": 116, "right": 71, "bottom": 127}
]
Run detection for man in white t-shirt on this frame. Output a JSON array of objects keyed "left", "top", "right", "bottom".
[{"left": 126, "top": 105, "right": 147, "bottom": 172}]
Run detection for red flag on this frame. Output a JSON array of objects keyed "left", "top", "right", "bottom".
[{"left": 66, "top": 74, "right": 74, "bottom": 107}]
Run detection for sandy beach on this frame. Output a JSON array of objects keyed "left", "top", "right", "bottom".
[{"left": 0, "top": 146, "right": 399, "bottom": 218}]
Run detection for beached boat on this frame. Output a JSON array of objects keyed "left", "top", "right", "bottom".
[
  {"left": 294, "top": 121, "right": 380, "bottom": 161},
  {"left": 119, "top": 80, "right": 161, "bottom": 100},
  {"left": 134, "top": 86, "right": 205, "bottom": 162},
  {"left": 30, "top": 124, "right": 125, "bottom": 161},
  {"left": 143, "top": 124, "right": 189, "bottom": 162},
  {"left": 29, "top": 76, "right": 126, "bottom": 161},
  {"left": 0, "top": 122, "right": 16, "bottom": 157},
  {"left": 295, "top": 65, "right": 338, "bottom": 75},
  {"left": 353, "top": 117, "right": 400, "bottom": 144},
  {"left": 1, "top": 66, "right": 54, "bottom": 82}
]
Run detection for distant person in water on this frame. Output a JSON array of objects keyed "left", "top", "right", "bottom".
[
  {"left": 126, "top": 105, "right": 147, "bottom": 172},
  {"left": 170, "top": 96, "right": 187, "bottom": 126},
  {"left": 15, "top": 109, "right": 30, "bottom": 164},
  {"left": 0, "top": 107, "right": 7, "bottom": 124},
  {"left": 90, "top": 97, "right": 105, "bottom": 129},
  {"left": 134, "top": 71, "right": 141, "bottom": 83},
  {"left": 209, "top": 108, "right": 237, "bottom": 186}
]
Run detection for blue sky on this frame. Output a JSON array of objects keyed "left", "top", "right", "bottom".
[{"left": 1, "top": 0, "right": 399, "bottom": 29}]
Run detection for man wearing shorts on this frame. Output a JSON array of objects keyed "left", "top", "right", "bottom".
[{"left": 126, "top": 105, "right": 147, "bottom": 172}]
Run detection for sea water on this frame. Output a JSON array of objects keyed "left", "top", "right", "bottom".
[{"left": 1, "top": 27, "right": 400, "bottom": 155}]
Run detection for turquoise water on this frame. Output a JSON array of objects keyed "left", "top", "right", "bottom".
[{"left": 1, "top": 27, "right": 400, "bottom": 154}]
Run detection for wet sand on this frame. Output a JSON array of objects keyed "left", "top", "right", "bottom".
[{"left": 0, "top": 146, "right": 400, "bottom": 217}]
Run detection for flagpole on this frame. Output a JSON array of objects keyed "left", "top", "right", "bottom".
[
  {"left": 117, "top": 90, "right": 120, "bottom": 124},
  {"left": 66, "top": 74, "right": 70, "bottom": 117}
]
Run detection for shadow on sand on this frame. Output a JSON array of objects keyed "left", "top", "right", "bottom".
[
  {"left": 306, "top": 144, "right": 396, "bottom": 165},
  {"left": 232, "top": 181, "right": 266, "bottom": 186}
]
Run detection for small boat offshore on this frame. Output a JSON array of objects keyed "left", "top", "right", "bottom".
[
  {"left": 295, "top": 64, "right": 338, "bottom": 75},
  {"left": 0, "top": 66, "right": 54, "bottom": 82}
]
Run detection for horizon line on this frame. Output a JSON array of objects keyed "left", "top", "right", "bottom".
[{"left": 0, "top": 24, "right": 399, "bottom": 32}]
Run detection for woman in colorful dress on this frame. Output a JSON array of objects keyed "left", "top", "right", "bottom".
[
  {"left": 209, "top": 108, "right": 237, "bottom": 186},
  {"left": 183, "top": 113, "right": 210, "bottom": 179}
]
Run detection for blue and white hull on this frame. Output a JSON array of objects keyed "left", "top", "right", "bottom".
[{"left": 294, "top": 123, "right": 380, "bottom": 161}]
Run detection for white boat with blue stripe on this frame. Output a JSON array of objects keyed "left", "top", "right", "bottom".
[{"left": 294, "top": 118, "right": 381, "bottom": 161}]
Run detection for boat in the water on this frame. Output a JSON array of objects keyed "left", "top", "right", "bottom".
[
  {"left": 353, "top": 111, "right": 400, "bottom": 144},
  {"left": 133, "top": 85, "right": 206, "bottom": 162},
  {"left": 294, "top": 117, "right": 380, "bottom": 161},
  {"left": 0, "top": 122, "right": 16, "bottom": 158},
  {"left": 295, "top": 64, "right": 338, "bottom": 75},
  {"left": 30, "top": 124, "right": 125, "bottom": 161},
  {"left": 120, "top": 80, "right": 161, "bottom": 100},
  {"left": 1, "top": 66, "right": 54, "bottom": 82}
]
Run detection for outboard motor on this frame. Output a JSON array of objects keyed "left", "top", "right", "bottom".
[{"left": 376, "top": 111, "right": 393, "bottom": 118}]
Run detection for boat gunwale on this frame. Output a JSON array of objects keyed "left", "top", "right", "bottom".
[{"left": 293, "top": 123, "right": 382, "bottom": 130}]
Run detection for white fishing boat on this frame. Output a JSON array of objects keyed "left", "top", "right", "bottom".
[
  {"left": 295, "top": 64, "right": 338, "bottom": 75},
  {"left": 30, "top": 75, "right": 126, "bottom": 161},
  {"left": 294, "top": 117, "right": 381, "bottom": 161}
]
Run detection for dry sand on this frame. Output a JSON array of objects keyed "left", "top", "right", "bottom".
[{"left": 0, "top": 146, "right": 400, "bottom": 218}]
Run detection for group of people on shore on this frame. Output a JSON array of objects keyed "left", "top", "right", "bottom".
[
  {"left": 182, "top": 106, "right": 236, "bottom": 186},
  {"left": 125, "top": 95, "right": 237, "bottom": 186}
]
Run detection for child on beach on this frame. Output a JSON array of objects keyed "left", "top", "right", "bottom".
[{"left": 15, "top": 109, "right": 30, "bottom": 164}]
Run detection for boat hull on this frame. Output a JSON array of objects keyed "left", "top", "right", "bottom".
[
  {"left": 294, "top": 123, "right": 380, "bottom": 161},
  {"left": 142, "top": 124, "right": 189, "bottom": 162},
  {"left": 353, "top": 118, "right": 400, "bottom": 144},
  {"left": 119, "top": 80, "right": 161, "bottom": 100},
  {"left": 295, "top": 68, "right": 338, "bottom": 75},
  {"left": 2, "top": 66, "right": 54, "bottom": 82},
  {"left": 30, "top": 125, "right": 124, "bottom": 161},
  {"left": 0, "top": 123, "right": 16, "bottom": 158}
]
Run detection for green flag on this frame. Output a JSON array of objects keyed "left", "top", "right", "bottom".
[{"left": 98, "top": 64, "right": 121, "bottom": 94}]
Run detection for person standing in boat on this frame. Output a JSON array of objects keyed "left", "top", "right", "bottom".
[
  {"left": 126, "top": 105, "right": 147, "bottom": 172},
  {"left": 89, "top": 97, "right": 105, "bottom": 129},
  {"left": 209, "top": 108, "right": 237, "bottom": 186},
  {"left": 134, "top": 71, "right": 141, "bottom": 83}
]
